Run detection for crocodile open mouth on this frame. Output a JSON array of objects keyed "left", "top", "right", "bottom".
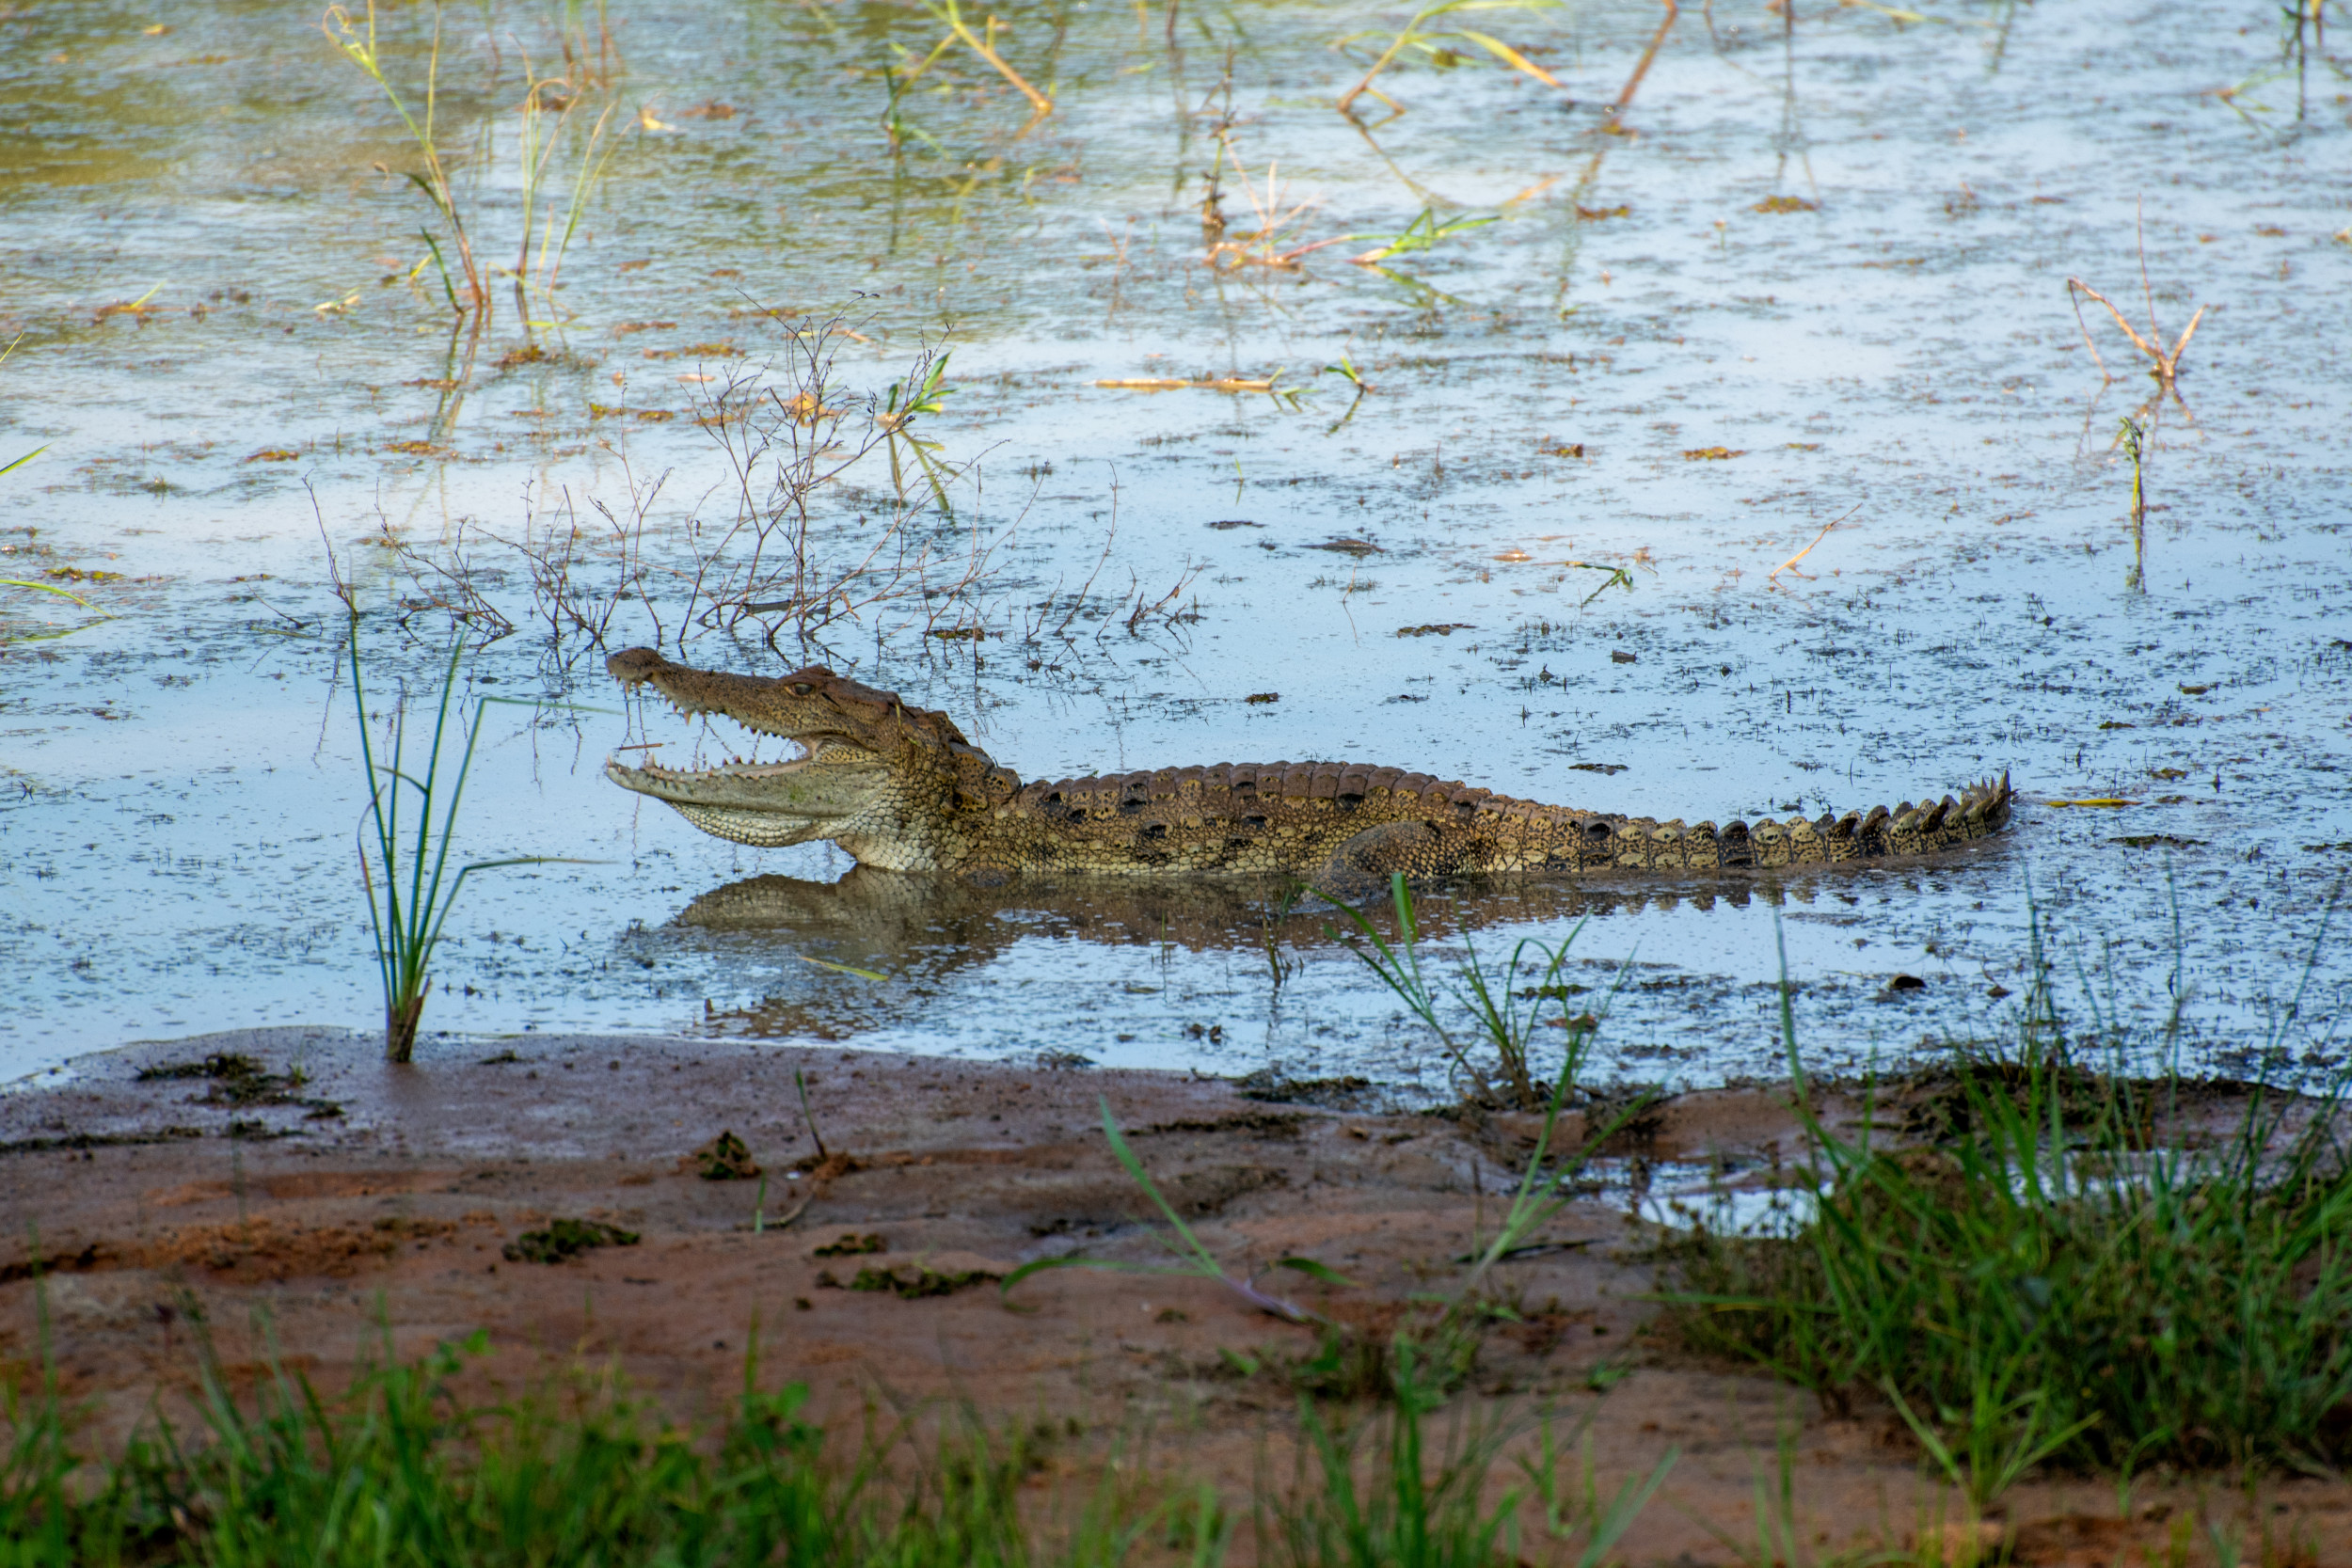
[{"left": 603, "top": 700, "right": 891, "bottom": 821}]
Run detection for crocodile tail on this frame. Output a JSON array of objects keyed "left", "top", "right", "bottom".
[
  {"left": 1541, "top": 771, "right": 2014, "bottom": 871},
  {"left": 1784, "top": 769, "right": 2014, "bottom": 866}
]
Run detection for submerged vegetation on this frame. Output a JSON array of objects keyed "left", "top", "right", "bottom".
[{"left": 323, "top": 0, "right": 624, "bottom": 333}]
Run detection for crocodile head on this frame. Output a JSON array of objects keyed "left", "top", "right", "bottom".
[{"left": 601, "top": 647, "right": 1018, "bottom": 849}]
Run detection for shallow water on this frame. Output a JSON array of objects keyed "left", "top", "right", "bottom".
[{"left": 5, "top": 0, "right": 2348, "bottom": 1091}]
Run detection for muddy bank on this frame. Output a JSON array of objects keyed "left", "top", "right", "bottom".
[{"left": 5, "top": 1030, "right": 2347, "bottom": 1564}]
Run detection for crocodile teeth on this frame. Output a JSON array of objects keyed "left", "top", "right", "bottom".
[{"left": 630, "top": 758, "right": 812, "bottom": 782}]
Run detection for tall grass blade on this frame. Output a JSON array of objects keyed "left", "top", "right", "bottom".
[{"left": 350, "top": 632, "right": 606, "bottom": 1060}]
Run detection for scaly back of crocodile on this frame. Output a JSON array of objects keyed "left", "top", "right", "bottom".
[{"left": 1004, "top": 759, "right": 2013, "bottom": 874}]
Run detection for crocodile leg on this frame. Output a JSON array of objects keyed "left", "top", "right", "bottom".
[{"left": 1308, "top": 819, "right": 1456, "bottom": 902}]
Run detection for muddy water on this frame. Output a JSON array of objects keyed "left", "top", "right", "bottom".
[{"left": 4, "top": 0, "right": 2347, "bottom": 1092}]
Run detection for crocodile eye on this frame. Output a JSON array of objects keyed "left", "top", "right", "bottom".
[{"left": 787, "top": 682, "right": 815, "bottom": 697}]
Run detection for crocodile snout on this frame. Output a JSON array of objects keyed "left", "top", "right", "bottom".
[{"left": 606, "top": 646, "right": 672, "bottom": 686}]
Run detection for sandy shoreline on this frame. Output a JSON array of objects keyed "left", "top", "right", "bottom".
[{"left": 5, "top": 1028, "right": 2348, "bottom": 1564}]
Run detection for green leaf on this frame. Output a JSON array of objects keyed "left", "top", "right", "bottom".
[
  {"left": 1, "top": 578, "right": 90, "bottom": 606},
  {"left": 997, "top": 1254, "right": 1194, "bottom": 1292},
  {"left": 1273, "top": 1257, "right": 1359, "bottom": 1288},
  {"left": 798, "top": 954, "right": 889, "bottom": 982}
]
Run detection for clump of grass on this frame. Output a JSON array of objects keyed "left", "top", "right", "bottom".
[
  {"left": 1657, "top": 911, "right": 2352, "bottom": 1502},
  {"left": 351, "top": 636, "right": 599, "bottom": 1061},
  {"left": 1263, "top": 1386, "right": 1672, "bottom": 1568},
  {"left": 696, "top": 1129, "right": 764, "bottom": 1180},
  {"left": 0, "top": 1304, "right": 1676, "bottom": 1566},
  {"left": 513, "top": 62, "right": 622, "bottom": 328},
  {"left": 0, "top": 1322, "right": 1219, "bottom": 1564},
  {"left": 504, "top": 1217, "right": 641, "bottom": 1263},
  {"left": 1332, "top": 875, "right": 1604, "bottom": 1111}
]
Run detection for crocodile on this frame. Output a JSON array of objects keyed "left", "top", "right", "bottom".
[{"left": 602, "top": 647, "right": 2013, "bottom": 896}]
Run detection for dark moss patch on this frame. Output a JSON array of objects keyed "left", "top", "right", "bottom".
[
  {"left": 135, "top": 1053, "right": 343, "bottom": 1120},
  {"left": 847, "top": 1260, "right": 997, "bottom": 1298},
  {"left": 0, "top": 1127, "right": 203, "bottom": 1159},
  {"left": 812, "top": 1232, "right": 885, "bottom": 1258},
  {"left": 503, "top": 1218, "right": 641, "bottom": 1264},
  {"left": 693, "top": 1130, "right": 761, "bottom": 1180}
]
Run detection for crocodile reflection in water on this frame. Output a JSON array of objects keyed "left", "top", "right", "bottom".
[
  {"left": 606, "top": 648, "right": 2013, "bottom": 900},
  {"left": 669, "top": 863, "right": 1933, "bottom": 979},
  {"left": 668, "top": 864, "right": 1947, "bottom": 1048}
]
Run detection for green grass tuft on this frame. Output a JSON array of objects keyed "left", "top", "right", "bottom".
[{"left": 1657, "top": 904, "right": 2352, "bottom": 1498}]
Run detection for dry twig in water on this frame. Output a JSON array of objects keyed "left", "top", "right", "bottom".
[
  {"left": 2067, "top": 278, "right": 2207, "bottom": 393},
  {"left": 1769, "top": 503, "right": 1861, "bottom": 586},
  {"left": 2066, "top": 205, "right": 2210, "bottom": 396}
]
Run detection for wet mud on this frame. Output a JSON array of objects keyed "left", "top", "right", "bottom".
[{"left": 8, "top": 1033, "right": 2351, "bottom": 1562}]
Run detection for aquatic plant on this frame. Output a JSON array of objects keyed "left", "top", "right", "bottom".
[
  {"left": 880, "top": 348, "right": 960, "bottom": 514},
  {"left": 2215, "top": 0, "right": 2332, "bottom": 126},
  {"left": 513, "top": 66, "right": 622, "bottom": 327},
  {"left": 1331, "top": 875, "right": 1604, "bottom": 1111},
  {"left": 0, "top": 436, "right": 80, "bottom": 607},
  {"left": 1657, "top": 906, "right": 2352, "bottom": 1497},
  {"left": 2064, "top": 206, "right": 2210, "bottom": 401},
  {"left": 323, "top": 1, "right": 487, "bottom": 317},
  {"left": 350, "top": 636, "right": 596, "bottom": 1061},
  {"left": 2119, "top": 416, "right": 2147, "bottom": 591},
  {"left": 1348, "top": 209, "right": 1499, "bottom": 266},
  {"left": 0, "top": 334, "right": 74, "bottom": 610},
  {"left": 1333, "top": 0, "right": 1568, "bottom": 119},
  {"left": 324, "top": 1, "right": 627, "bottom": 330},
  {"left": 0, "top": 434, "right": 105, "bottom": 628},
  {"left": 896, "top": 0, "right": 1055, "bottom": 125},
  {"left": 1202, "top": 136, "right": 1355, "bottom": 272}
]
